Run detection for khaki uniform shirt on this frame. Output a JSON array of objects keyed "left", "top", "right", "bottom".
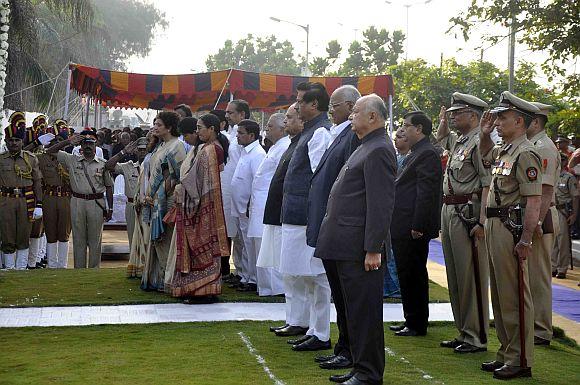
[
  {"left": 38, "top": 152, "right": 70, "bottom": 187},
  {"left": 555, "top": 171, "right": 579, "bottom": 205},
  {"left": 529, "top": 131, "right": 560, "bottom": 203},
  {"left": 114, "top": 161, "right": 140, "bottom": 199},
  {"left": 485, "top": 135, "right": 543, "bottom": 208},
  {"left": 57, "top": 151, "right": 113, "bottom": 194},
  {"left": 440, "top": 129, "right": 491, "bottom": 196},
  {"left": 0, "top": 150, "right": 42, "bottom": 188}
]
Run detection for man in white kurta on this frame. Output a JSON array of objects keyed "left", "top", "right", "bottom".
[
  {"left": 251, "top": 114, "right": 291, "bottom": 296},
  {"left": 231, "top": 120, "right": 266, "bottom": 291}
]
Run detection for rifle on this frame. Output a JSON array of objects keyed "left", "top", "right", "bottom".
[{"left": 455, "top": 202, "right": 487, "bottom": 344}]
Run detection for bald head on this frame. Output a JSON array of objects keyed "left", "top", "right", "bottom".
[
  {"left": 349, "top": 94, "right": 387, "bottom": 139},
  {"left": 265, "top": 112, "right": 287, "bottom": 144}
]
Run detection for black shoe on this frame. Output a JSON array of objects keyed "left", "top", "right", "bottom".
[
  {"left": 275, "top": 325, "right": 308, "bottom": 337},
  {"left": 493, "top": 365, "right": 532, "bottom": 380},
  {"left": 287, "top": 334, "right": 312, "bottom": 345},
  {"left": 440, "top": 339, "right": 462, "bottom": 348},
  {"left": 481, "top": 360, "right": 504, "bottom": 372},
  {"left": 40, "top": 258, "right": 48, "bottom": 267},
  {"left": 236, "top": 283, "right": 257, "bottom": 292},
  {"left": 269, "top": 323, "right": 288, "bottom": 332},
  {"left": 389, "top": 324, "right": 405, "bottom": 331},
  {"left": 228, "top": 281, "right": 242, "bottom": 289},
  {"left": 454, "top": 343, "right": 487, "bottom": 354},
  {"left": 534, "top": 336, "right": 550, "bottom": 346},
  {"left": 395, "top": 327, "right": 425, "bottom": 336},
  {"left": 35, "top": 262, "right": 45, "bottom": 269},
  {"left": 26, "top": 265, "right": 37, "bottom": 270},
  {"left": 552, "top": 271, "right": 558, "bottom": 277},
  {"left": 319, "top": 355, "right": 353, "bottom": 370},
  {"left": 556, "top": 273, "right": 566, "bottom": 279},
  {"left": 315, "top": 354, "right": 337, "bottom": 363},
  {"left": 341, "top": 376, "right": 369, "bottom": 385},
  {"left": 329, "top": 371, "right": 354, "bottom": 383},
  {"left": 292, "top": 336, "right": 331, "bottom": 351}
]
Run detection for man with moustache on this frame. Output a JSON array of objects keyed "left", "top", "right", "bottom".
[{"left": 46, "top": 130, "right": 114, "bottom": 268}]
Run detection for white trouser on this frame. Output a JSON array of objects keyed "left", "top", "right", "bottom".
[
  {"left": 238, "top": 216, "right": 256, "bottom": 284},
  {"left": 303, "top": 273, "right": 331, "bottom": 341},
  {"left": 57, "top": 241, "right": 69, "bottom": 268},
  {"left": 38, "top": 235, "right": 47, "bottom": 262},
  {"left": 253, "top": 237, "right": 285, "bottom": 296},
  {"left": 283, "top": 275, "right": 309, "bottom": 327},
  {"left": 28, "top": 238, "right": 41, "bottom": 267},
  {"left": 4, "top": 252, "right": 15, "bottom": 270},
  {"left": 231, "top": 217, "right": 246, "bottom": 280},
  {"left": 16, "top": 248, "right": 29, "bottom": 270},
  {"left": 47, "top": 242, "right": 59, "bottom": 268}
]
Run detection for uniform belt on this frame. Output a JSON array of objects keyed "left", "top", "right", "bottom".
[
  {"left": 486, "top": 207, "right": 512, "bottom": 218},
  {"left": 72, "top": 192, "right": 104, "bottom": 200},
  {"left": 44, "top": 185, "right": 71, "bottom": 197},
  {"left": 442, "top": 194, "right": 471, "bottom": 205},
  {"left": 0, "top": 186, "right": 32, "bottom": 197},
  {"left": 127, "top": 197, "right": 134, "bottom": 203}
]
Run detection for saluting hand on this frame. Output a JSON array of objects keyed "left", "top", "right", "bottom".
[
  {"left": 69, "top": 133, "right": 83, "bottom": 146},
  {"left": 124, "top": 141, "right": 138, "bottom": 155},
  {"left": 479, "top": 110, "right": 495, "bottom": 136},
  {"left": 439, "top": 106, "right": 448, "bottom": 128}
]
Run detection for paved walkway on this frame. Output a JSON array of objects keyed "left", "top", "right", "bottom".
[{"left": 0, "top": 302, "right": 454, "bottom": 328}]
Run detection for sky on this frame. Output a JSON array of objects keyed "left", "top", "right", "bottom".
[{"left": 126, "top": 0, "right": 547, "bottom": 77}]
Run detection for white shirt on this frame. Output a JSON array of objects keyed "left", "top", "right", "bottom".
[
  {"left": 308, "top": 126, "right": 332, "bottom": 173},
  {"left": 231, "top": 139, "right": 266, "bottom": 218},
  {"left": 178, "top": 135, "right": 192, "bottom": 154},
  {"left": 220, "top": 125, "right": 242, "bottom": 235},
  {"left": 72, "top": 145, "right": 104, "bottom": 159},
  {"left": 327, "top": 120, "right": 351, "bottom": 149},
  {"left": 248, "top": 136, "right": 292, "bottom": 237}
]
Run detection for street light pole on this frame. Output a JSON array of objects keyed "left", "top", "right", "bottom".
[{"left": 270, "top": 16, "right": 310, "bottom": 75}]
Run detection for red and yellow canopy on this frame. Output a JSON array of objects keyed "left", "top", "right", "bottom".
[{"left": 70, "top": 64, "right": 395, "bottom": 111}]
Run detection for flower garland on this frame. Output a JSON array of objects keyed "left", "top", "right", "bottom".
[{"left": 0, "top": 0, "right": 8, "bottom": 146}]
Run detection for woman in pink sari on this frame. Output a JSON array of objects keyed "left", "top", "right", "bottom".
[{"left": 165, "top": 113, "right": 230, "bottom": 301}]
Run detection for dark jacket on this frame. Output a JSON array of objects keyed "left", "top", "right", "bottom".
[
  {"left": 315, "top": 128, "right": 397, "bottom": 261},
  {"left": 391, "top": 136, "right": 442, "bottom": 240},
  {"left": 281, "top": 113, "right": 331, "bottom": 225},
  {"left": 306, "top": 123, "right": 360, "bottom": 247},
  {"left": 263, "top": 133, "right": 301, "bottom": 226}
]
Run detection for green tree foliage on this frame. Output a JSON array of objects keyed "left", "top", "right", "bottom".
[
  {"left": 6, "top": 0, "right": 167, "bottom": 112},
  {"left": 449, "top": 0, "right": 580, "bottom": 99},
  {"left": 205, "top": 34, "right": 302, "bottom": 75},
  {"left": 309, "top": 40, "right": 341, "bottom": 76}
]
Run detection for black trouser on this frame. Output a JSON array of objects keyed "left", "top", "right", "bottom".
[
  {"left": 392, "top": 237, "right": 430, "bottom": 334},
  {"left": 335, "top": 259, "right": 385, "bottom": 384},
  {"left": 221, "top": 237, "right": 232, "bottom": 276},
  {"left": 322, "top": 259, "right": 351, "bottom": 360}
]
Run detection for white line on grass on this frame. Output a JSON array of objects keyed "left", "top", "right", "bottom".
[
  {"left": 238, "top": 332, "right": 286, "bottom": 385},
  {"left": 385, "top": 346, "right": 444, "bottom": 384}
]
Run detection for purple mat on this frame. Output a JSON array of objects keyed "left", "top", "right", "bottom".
[{"left": 428, "top": 240, "right": 580, "bottom": 323}]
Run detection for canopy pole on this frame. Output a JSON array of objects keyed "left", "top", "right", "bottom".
[
  {"left": 388, "top": 94, "right": 393, "bottom": 138},
  {"left": 85, "top": 96, "right": 90, "bottom": 128},
  {"left": 93, "top": 98, "right": 98, "bottom": 128},
  {"left": 63, "top": 64, "right": 73, "bottom": 120},
  {"left": 213, "top": 69, "right": 234, "bottom": 110}
]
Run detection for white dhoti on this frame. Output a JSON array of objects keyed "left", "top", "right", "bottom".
[
  {"left": 279, "top": 224, "right": 331, "bottom": 341},
  {"left": 238, "top": 216, "right": 256, "bottom": 284}
]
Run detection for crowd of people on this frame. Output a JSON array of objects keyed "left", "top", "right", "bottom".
[{"left": 1, "top": 81, "right": 579, "bottom": 384}]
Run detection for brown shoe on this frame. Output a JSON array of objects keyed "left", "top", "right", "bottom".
[
  {"left": 481, "top": 360, "right": 504, "bottom": 372},
  {"left": 493, "top": 365, "right": 532, "bottom": 380}
]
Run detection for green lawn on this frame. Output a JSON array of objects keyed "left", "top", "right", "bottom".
[
  {"left": 0, "top": 322, "right": 577, "bottom": 385},
  {"left": 0, "top": 268, "right": 449, "bottom": 307}
]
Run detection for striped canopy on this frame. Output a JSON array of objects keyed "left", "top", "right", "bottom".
[{"left": 70, "top": 64, "right": 395, "bottom": 111}]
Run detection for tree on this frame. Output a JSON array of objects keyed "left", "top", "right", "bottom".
[
  {"left": 205, "top": 34, "right": 302, "bottom": 75},
  {"left": 5, "top": 0, "right": 167, "bottom": 112},
  {"left": 309, "top": 40, "right": 341, "bottom": 76},
  {"left": 449, "top": 0, "right": 580, "bottom": 99}
]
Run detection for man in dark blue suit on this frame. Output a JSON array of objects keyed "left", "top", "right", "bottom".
[
  {"left": 390, "top": 111, "right": 443, "bottom": 337},
  {"left": 307, "top": 85, "right": 361, "bottom": 373}
]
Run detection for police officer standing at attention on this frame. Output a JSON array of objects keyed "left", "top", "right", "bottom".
[
  {"left": 479, "top": 91, "right": 542, "bottom": 380},
  {"left": 0, "top": 111, "right": 43, "bottom": 270},
  {"left": 436, "top": 92, "right": 491, "bottom": 354},
  {"left": 46, "top": 131, "right": 114, "bottom": 268},
  {"left": 526, "top": 101, "right": 560, "bottom": 346}
]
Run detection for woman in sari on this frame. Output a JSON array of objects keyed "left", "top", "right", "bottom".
[
  {"left": 165, "top": 113, "right": 230, "bottom": 300},
  {"left": 127, "top": 132, "right": 158, "bottom": 278},
  {"left": 140, "top": 112, "right": 186, "bottom": 291}
]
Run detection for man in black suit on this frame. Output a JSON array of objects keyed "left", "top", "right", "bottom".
[
  {"left": 306, "top": 85, "right": 361, "bottom": 372},
  {"left": 390, "top": 111, "right": 443, "bottom": 337},
  {"left": 315, "top": 94, "right": 397, "bottom": 385}
]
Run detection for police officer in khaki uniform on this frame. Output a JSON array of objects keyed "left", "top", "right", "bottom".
[
  {"left": 105, "top": 138, "right": 147, "bottom": 248},
  {"left": 436, "top": 92, "right": 491, "bottom": 353},
  {"left": 479, "top": 92, "right": 542, "bottom": 380},
  {"left": 552, "top": 153, "right": 578, "bottom": 278},
  {"left": 46, "top": 130, "right": 113, "bottom": 268},
  {"left": 38, "top": 132, "right": 73, "bottom": 268},
  {"left": 0, "top": 112, "right": 43, "bottom": 270},
  {"left": 526, "top": 101, "right": 560, "bottom": 346}
]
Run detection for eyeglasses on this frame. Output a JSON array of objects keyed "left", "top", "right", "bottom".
[
  {"left": 401, "top": 123, "right": 416, "bottom": 128},
  {"left": 330, "top": 101, "right": 348, "bottom": 109}
]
